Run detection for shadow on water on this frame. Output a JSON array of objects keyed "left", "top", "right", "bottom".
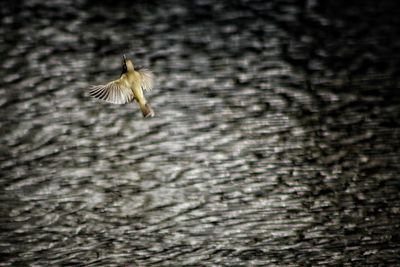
[{"left": 1, "top": 0, "right": 400, "bottom": 266}]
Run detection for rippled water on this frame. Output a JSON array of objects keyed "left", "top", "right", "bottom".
[{"left": 1, "top": 0, "right": 400, "bottom": 266}]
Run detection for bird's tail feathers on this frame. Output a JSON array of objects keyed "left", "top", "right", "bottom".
[{"left": 140, "top": 103, "right": 155, "bottom": 118}]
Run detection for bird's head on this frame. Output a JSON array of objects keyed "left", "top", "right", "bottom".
[{"left": 122, "top": 55, "right": 134, "bottom": 72}]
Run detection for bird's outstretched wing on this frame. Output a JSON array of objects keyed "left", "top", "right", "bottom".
[
  {"left": 137, "top": 68, "right": 154, "bottom": 91},
  {"left": 89, "top": 78, "right": 134, "bottom": 104}
]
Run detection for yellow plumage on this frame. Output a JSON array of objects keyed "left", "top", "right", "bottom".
[{"left": 89, "top": 55, "right": 155, "bottom": 117}]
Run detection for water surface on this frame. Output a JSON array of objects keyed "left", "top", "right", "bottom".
[{"left": 1, "top": 0, "right": 400, "bottom": 266}]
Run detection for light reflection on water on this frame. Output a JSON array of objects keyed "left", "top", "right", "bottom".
[{"left": 1, "top": 0, "right": 400, "bottom": 266}]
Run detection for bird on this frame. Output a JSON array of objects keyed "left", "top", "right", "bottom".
[{"left": 89, "top": 55, "right": 155, "bottom": 117}]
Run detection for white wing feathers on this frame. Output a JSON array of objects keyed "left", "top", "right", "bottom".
[
  {"left": 137, "top": 68, "right": 154, "bottom": 91},
  {"left": 89, "top": 79, "right": 134, "bottom": 104}
]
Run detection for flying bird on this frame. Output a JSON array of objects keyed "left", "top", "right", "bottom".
[{"left": 89, "top": 55, "right": 155, "bottom": 117}]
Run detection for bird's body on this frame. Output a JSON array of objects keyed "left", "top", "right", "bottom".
[{"left": 89, "top": 56, "right": 155, "bottom": 117}]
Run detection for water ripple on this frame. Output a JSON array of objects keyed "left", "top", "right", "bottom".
[{"left": 1, "top": 0, "right": 400, "bottom": 266}]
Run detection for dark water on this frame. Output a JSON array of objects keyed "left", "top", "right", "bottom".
[{"left": 1, "top": 0, "right": 400, "bottom": 266}]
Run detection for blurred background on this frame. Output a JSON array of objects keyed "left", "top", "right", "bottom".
[{"left": 1, "top": 0, "right": 400, "bottom": 266}]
